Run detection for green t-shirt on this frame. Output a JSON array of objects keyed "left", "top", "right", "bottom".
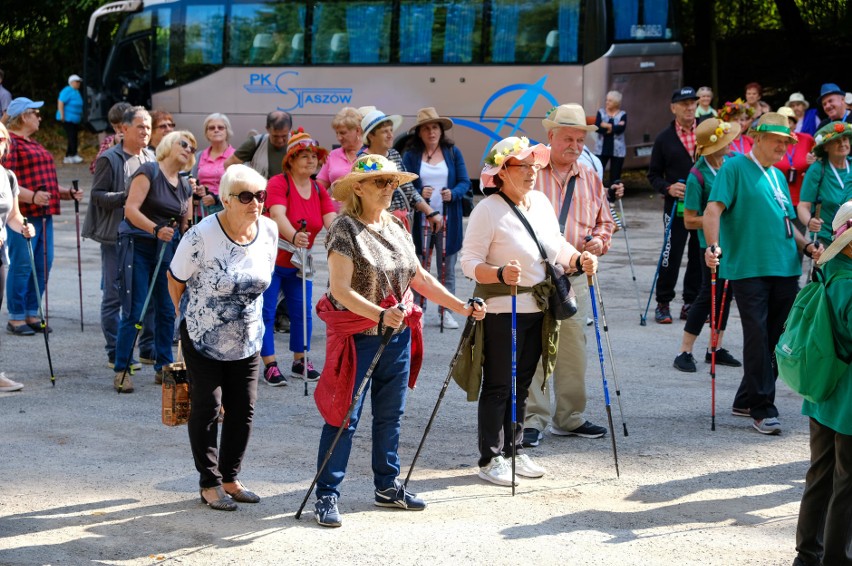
[
  {"left": 798, "top": 156, "right": 852, "bottom": 246},
  {"left": 684, "top": 155, "right": 726, "bottom": 249},
  {"left": 802, "top": 253, "right": 852, "bottom": 435},
  {"left": 708, "top": 152, "right": 800, "bottom": 280}
]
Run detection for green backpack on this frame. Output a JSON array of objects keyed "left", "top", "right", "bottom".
[{"left": 776, "top": 269, "right": 852, "bottom": 402}]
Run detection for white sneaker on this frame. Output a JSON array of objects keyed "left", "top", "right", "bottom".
[
  {"left": 441, "top": 309, "right": 459, "bottom": 329},
  {"left": 478, "top": 455, "right": 517, "bottom": 486},
  {"left": 72, "top": 155, "right": 84, "bottom": 164},
  {"left": 515, "top": 454, "right": 546, "bottom": 478},
  {"left": 753, "top": 418, "right": 782, "bottom": 435},
  {"left": 0, "top": 372, "right": 24, "bottom": 392},
  {"left": 63, "top": 156, "right": 74, "bottom": 164}
]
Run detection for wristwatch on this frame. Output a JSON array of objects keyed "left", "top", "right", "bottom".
[{"left": 426, "top": 210, "right": 441, "bottom": 218}]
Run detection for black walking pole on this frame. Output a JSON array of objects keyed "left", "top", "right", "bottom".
[
  {"left": 404, "top": 297, "right": 483, "bottom": 487},
  {"left": 588, "top": 273, "right": 620, "bottom": 477},
  {"left": 295, "top": 304, "right": 406, "bottom": 520},
  {"left": 23, "top": 219, "right": 56, "bottom": 386},
  {"left": 641, "top": 199, "right": 677, "bottom": 326},
  {"left": 438, "top": 201, "right": 447, "bottom": 333},
  {"left": 72, "top": 179, "right": 84, "bottom": 331},
  {"left": 116, "top": 222, "right": 174, "bottom": 393}
]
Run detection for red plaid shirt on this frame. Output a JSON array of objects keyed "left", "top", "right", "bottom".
[
  {"left": 3, "top": 133, "right": 61, "bottom": 218},
  {"left": 675, "top": 120, "right": 697, "bottom": 161}
]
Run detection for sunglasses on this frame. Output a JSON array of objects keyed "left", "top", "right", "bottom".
[
  {"left": 207, "top": 124, "right": 226, "bottom": 131},
  {"left": 372, "top": 177, "right": 399, "bottom": 189},
  {"left": 230, "top": 190, "right": 268, "bottom": 204},
  {"left": 27, "top": 109, "right": 41, "bottom": 116},
  {"left": 177, "top": 139, "right": 196, "bottom": 153},
  {"left": 158, "top": 122, "right": 176, "bottom": 130}
]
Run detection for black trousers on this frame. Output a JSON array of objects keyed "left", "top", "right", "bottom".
[
  {"left": 795, "top": 418, "right": 852, "bottom": 566},
  {"left": 62, "top": 121, "right": 79, "bottom": 157},
  {"left": 478, "top": 311, "right": 543, "bottom": 468},
  {"left": 730, "top": 276, "right": 798, "bottom": 419},
  {"left": 182, "top": 323, "right": 260, "bottom": 489},
  {"left": 599, "top": 155, "right": 624, "bottom": 185},
  {"left": 656, "top": 206, "right": 702, "bottom": 305},
  {"left": 683, "top": 262, "right": 733, "bottom": 336}
]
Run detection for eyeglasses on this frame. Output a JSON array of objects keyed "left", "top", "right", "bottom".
[
  {"left": 207, "top": 125, "right": 226, "bottom": 131},
  {"left": 157, "top": 122, "right": 176, "bottom": 130},
  {"left": 177, "top": 139, "right": 196, "bottom": 153},
  {"left": 506, "top": 163, "right": 541, "bottom": 172},
  {"left": 27, "top": 109, "right": 40, "bottom": 117},
  {"left": 230, "top": 190, "right": 268, "bottom": 204},
  {"left": 372, "top": 177, "right": 399, "bottom": 189}
]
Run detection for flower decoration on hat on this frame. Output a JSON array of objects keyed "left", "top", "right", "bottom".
[
  {"left": 356, "top": 157, "right": 381, "bottom": 172},
  {"left": 485, "top": 136, "right": 530, "bottom": 167},
  {"left": 815, "top": 122, "right": 852, "bottom": 148},
  {"left": 717, "top": 98, "right": 754, "bottom": 122}
]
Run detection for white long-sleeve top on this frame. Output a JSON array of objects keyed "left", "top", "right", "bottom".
[{"left": 460, "top": 190, "right": 579, "bottom": 314}]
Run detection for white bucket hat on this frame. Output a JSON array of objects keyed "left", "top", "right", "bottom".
[{"left": 361, "top": 108, "right": 403, "bottom": 144}]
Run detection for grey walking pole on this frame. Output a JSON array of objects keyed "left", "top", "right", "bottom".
[
  {"left": 23, "top": 219, "right": 56, "bottom": 386},
  {"left": 296, "top": 219, "right": 309, "bottom": 397},
  {"left": 642, "top": 199, "right": 678, "bottom": 326},
  {"left": 117, "top": 222, "right": 174, "bottom": 393},
  {"left": 404, "top": 298, "right": 483, "bottom": 487},
  {"left": 295, "top": 304, "right": 406, "bottom": 520},
  {"left": 615, "top": 193, "right": 643, "bottom": 320},
  {"left": 588, "top": 273, "right": 620, "bottom": 477},
  {"left": 72, "top": 179, "right": 84, "bottom": 331}
]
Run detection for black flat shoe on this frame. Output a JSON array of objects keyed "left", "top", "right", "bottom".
[
  {"left": 200, "top": 487, "right": 238, "bottom": 511},
  {"left": 224, "top": 481, "right": 260, "bottom": 503},
  {"left": 27, "top": 322, "right": 52, "bottom": 334},
  {"left": 6, "top": 322, "right": 35, "bottom": 336}
]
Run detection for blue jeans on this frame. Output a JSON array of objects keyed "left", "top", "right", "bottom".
[
  {"left": 260, "top": 265, "right": 312, "bottom": 357},
  {"left": 114, "top": 236, "right": 175, "bottom": 372},
  {"left": 6, "top": 216, "right": 53, "bottom": 319},
  {"left": 315, "top": 328, "right": 411, "bottom": 499},
  {"left": 100, "top": 242, "right": 154, "bottom": 362}
]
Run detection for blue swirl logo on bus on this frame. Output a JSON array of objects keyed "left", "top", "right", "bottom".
[
  {"left": 243, "top": 71, "right": 352, "bottom": 112},
  {"left": 452, "top": 76, "right": 559, "bottom": 164}
]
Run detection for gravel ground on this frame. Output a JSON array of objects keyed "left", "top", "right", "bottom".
[{"left": 0, "top": 162, "right": 809, "bottom": 566}]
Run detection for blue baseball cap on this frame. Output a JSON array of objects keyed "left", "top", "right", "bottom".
[
  {"left": 6, "top": 97, "right": 44, "bottom": 119},
  {"left": 818, "top": 83, "right": 844, "bottom": 105},
  {"left": 671, "top": 86, "right": 698, "bottom": 103}
]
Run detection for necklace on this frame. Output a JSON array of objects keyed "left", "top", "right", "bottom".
[
  {"left": 220, "top": 212, "right": 255, "bottom": 245},
  {"left": 425, "top": 146, "right": 439, "bottom": 163}
]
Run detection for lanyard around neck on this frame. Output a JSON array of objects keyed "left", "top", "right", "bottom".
[
  {"left": 749, "top": 151, "right": 787, "bottom": 210},
  {"left": 829, "top": 160, "right": 849, "bottom": 188}
]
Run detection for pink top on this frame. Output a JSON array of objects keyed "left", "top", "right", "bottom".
[{"left": 197, "top": 145, "right": 235, "bottom": 194}]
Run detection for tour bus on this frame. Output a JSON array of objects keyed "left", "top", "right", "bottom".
[{"left": 84, "top": 0, "right": 682, "bottom": 179}]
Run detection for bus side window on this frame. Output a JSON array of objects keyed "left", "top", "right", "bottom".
[{"left": 443, "top": 2, "right": 481, "bottom": 64}]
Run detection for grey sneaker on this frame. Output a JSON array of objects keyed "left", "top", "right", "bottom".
[
  {"left": 478, "top": 455, "right": 516, "bottom": 487},
  {"left": 673, "top": 352, "right": 697, "bottom": 373},
  {"left": 753, "top": 418, "right": 782, "bottom": 435},
  {"left": 314, "top": 495, "right": 342, "bottom": 527},
  {"left": 374, "top": 480, "right": 426, "bottom": 510},
  {"left": 522, "top": 428, "right": 542, "bottom": 448}
]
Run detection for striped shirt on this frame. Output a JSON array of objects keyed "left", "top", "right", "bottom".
[{"left": 534, "top": 160, "right": 615, "bottom": 254}]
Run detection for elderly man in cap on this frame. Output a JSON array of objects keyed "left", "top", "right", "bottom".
[
  {"left": 816, "top": 83, "right": 852, "bottom": 130},
  {"left": 522, "top": 103, "right": 615, "bottom": 447},
  {"left": 704, "top": 113, "right": 825, "bottom": 436},
  {"left": 646, "top": 86, "right": 704, "bottom": 324},
  {"left": 224, "top": 110, "right": 292, "bottom": 179}
]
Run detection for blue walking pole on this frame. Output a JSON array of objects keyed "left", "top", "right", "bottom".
[
  {"left": 23, "top": 219, "right": 56, "bottom": 386},
  {"left": 588, "top": 274, "right": 620, "bottom": 477},
  {"left": 642, "top": 199, "right": 678, "bottom": 326},
  {"left": 511, "top": 284, "right": 517, "bottom": 496}
]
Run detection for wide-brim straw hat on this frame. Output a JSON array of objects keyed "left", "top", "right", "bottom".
[
  {"left": 283, "top": 129, "right": 328, "bottom": 165},
  {"left": 749, "top": 112, "right": 798, "bottom": 142},
  {"left": 784, "top": 92, "right": 809, "bottom": 109},
  {"left": 361, "top": 109, "right": 403, "bottom": 144},
  {"left": 409, "top": 107, "right": 453, "bottom": 133},
  {"left": 777, "top": 106, "right": 797, "bottom": 124},
  {"left": 817, "top": 200, "right": 852, "bottom": 265},
  {"left": 541, "top": 104, "right": 597, "bottom": 133},
  {"left": 479, "top": 136, "right": 550, "bottom": 190},
  {"left": 695, "top": 118, "right": 741, "bottom": 157},
  {"left": 813, "top": 121, "right": 852, "bottom": 158},
  {"left": 331, "top": 154, "right": 418, "bottom": 201}
]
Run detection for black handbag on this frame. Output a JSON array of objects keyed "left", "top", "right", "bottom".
[{"left": 497, "top": 193, "right": 578, "bottom": 320}]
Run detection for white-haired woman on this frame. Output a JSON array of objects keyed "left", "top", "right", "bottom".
[
  {"left": 112, "top": 130, "right": 195, "bottom": 392},
  {"left": 169, "top": 164, "right": 277, "bottom": 512},
  {"left": 310, "top": 154, "right": 484, "bottom": 528},
  {"left": 459, "top": 137, "right": 597, "bottom": 487},
  {"left": 191, "top": 113, "right": 235, "bottom": 215},
  {"left": 594, "top": 90, "right": 627, "bottom": 184}
]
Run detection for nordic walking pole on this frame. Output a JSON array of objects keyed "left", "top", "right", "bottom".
[
  {"left": 642, "top": 199, "right": 678, "bottom": 325},
  {"left": 439, "top": 200, "right": 447, "bottom": 333},
  {"left": 588, "top": 272, "right": 620, "bottom": 477},
  {"left": 71, "top": 179, "right": 84, "bottom": 331},
  {"left": 295, "top": 304, "right": 405, "bottom": 520},
  {"left": 419, "top": 214, "right": 431, "bottom": 309},
  {"left": 117, "top": 221, "right": 174, "bottom": 393},
  {"left": 23, "top": 219, "right": 56, "bottom": 386},
  {"left": 296, "top": 219, "right": 310, "bottom": 398},
  {"left": 38, "top": 186, "right": 49, "bottom": 326},
  {"left": 807, "top": 199, "right": 822, "bottom": 282},
  {"left": 592, "top": 273, "right": 629, "bottom": 437},
  {"left": 511, "top": 284, "right": 517, "bottom": 496},
  {"left": 616, "top": 195, "right": 643, "bottom": 320},
  {"left": 709, "top": 246, "right": 718, "bottom": 432},
  {"left": 404, "top": 297, "right": 484, "bottom": 487}
]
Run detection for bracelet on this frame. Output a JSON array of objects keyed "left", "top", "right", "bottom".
[
  {"left": 291, "top": 232, "right": 298, "bottom": 244},
  {"left": 153, "top": 223, "right": 162, "bottom": 237},
  {"left": 32, "top": 187, "right": 43, "bottom": 203},
  {"left": 426, "top": 210, "right": 440, "bottom": 218},
  {"left": 496, "top": 265, "right": 507, "bottom": 285},
  {"left": 803, "top": 242, "right": 814, "bottom": 259}
]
